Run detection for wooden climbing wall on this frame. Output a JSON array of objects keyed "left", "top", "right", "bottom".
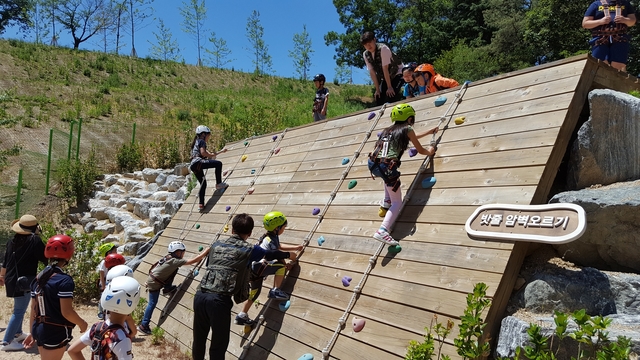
[{"left": 133, "top": 55, "right": 639, "bottom": 359}]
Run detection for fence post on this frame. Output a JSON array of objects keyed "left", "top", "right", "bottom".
[
  {"left": 46, "top": 128, "right": 53, "bottom": 195},
  {"left": 68, "top": 121, "right": 75, "bottom": 161},
  {"left": 132, "top": 123, "right": 136, "bottom": 145},
  {"left": 75, "top": 118, "right": 82, "bottom": 161},
  {"left": 15, "top": 169, "right": 22, "bottom": 219}
]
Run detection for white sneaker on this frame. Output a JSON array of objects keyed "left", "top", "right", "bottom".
[
  {"left": 13, "top": 333, "right": 27, "bottom": 343},
  {"left": 373, "top": 229, "right": 399, "bottom": 246},
  {"left": 1, "top": 340, "right": 24, "bottom": 351}
]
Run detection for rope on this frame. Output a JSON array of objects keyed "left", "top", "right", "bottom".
[
  {"left": 239, "top": 104, "right": 388, "bottom": 360},
  {"left": 321, "top": 82, "right": 471, "bottom": 359}
]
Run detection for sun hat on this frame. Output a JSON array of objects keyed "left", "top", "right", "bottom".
[{"left": 11, "top": 214, "right": 39, "bottom": 235}]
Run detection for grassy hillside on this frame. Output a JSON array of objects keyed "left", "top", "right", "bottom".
[{"left": 0, "top": 39, "right": 373, "bottom": 223}]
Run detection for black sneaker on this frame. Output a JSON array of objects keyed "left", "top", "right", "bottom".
[
  {"left": 163, "top": 285, "right": 178, "bottom": 295},
  {"left": 137, "top": 324, "right": 152, "bottom": 335},
  {"left": 234, "top": 314, "right": 255, "bottom": 326}
]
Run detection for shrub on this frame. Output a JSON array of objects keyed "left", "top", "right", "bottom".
[
  {"left": 151, "top": 326, "right": 165, "bottom": 345},
  {"left": 132, "top": 297, "right": 147, "bottom": 324},
  {"left": 64, "top": 231, "right": 102, "bottom": 302},
  {"left": 56, "top": 149, "right": 99, "bottom": 206},
  {"left": 116, "top": 142, "right": 142, "bottom": 172}
]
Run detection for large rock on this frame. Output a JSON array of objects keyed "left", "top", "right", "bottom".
[
  {"left": 549, "top": 180, "right": 640, "bottom": 272},
  {"left": 567, "top": 90, "right": 640, "bottom": 189},
  {"left": 165, "top": 175, "right": 187, "bottom": 192},
  {"left": 142, "top": 168, "right": 161, "bottom": 183},
  {"left": 174, "top": 163, "right": 190, "bottom": 176}
]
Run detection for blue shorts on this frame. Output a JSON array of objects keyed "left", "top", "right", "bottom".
[
  {"left": 368, "top": 159, "right": 401, "bottom": 186},
  {"left": 32, "top": 322, "right": 73, "bottom": 349},
  {"left": 591, "top": 38, "right": 630, "bottom": 63}
]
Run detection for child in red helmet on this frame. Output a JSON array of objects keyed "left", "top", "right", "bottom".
[{"left": 22, "top": 235, "right": 88, "bottom": 360}]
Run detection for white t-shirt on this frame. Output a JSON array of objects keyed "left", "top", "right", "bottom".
[
  {"left": 97, "top": 260, "right": 107, "bottom": 288},
  {"left": 363, "top": 44, "right": 403, "bottom": 76},
  {"left": 80, "top": 319, "right": 133, "bottom": 360}
]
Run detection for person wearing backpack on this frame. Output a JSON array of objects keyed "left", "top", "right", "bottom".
[
  {"left": 0, "top": 214, "right": 47, "bottom": 352},
  {"left": 67, "top": 276, "right": 141, "bottom": 360},
  {"left": 137, "top": 241, "right": 209, "bottom": 335},
  {"left": 361, "top": 31, "right": 405, "bottom": 106},
  {"left": 22, "top": 234, "right": 88, "bottom": 360},
  {"left": 414, "top": 63, "right": 459, "bottom": 94},
  {"left": 368, "top": 104, "right": 438, "bottom": 246},
  {"left": 190, "top": 125, "right": 229, "bottom": 211}
]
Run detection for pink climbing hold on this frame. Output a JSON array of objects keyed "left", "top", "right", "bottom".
[
  {"left": 342, "top": 276, "right": 352, "bottom": 287},
  {"left": 274, "top": 148, "right": 281, "bottom": 155},
  {"left": 352, "top": 317, "right": 366, "bottom": 332},
  {"left": 247, "top": 187, "right": 255, "bottom": 194},
  {"left": 312, "top": 207, "right": 320, "bottom": 215},
  {"left": 223, "top": 170, "right": 228, "bottom": 176}
]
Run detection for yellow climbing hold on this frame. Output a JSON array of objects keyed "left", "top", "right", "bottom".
[
  {"left": 223, "top": 224, "right": 229, "bottom": 233},
  {"left": 455, "top": 116, "right": 466, "bottom": 125},
  {"left": 241, "top": 155, "right": 247, "bottom": 162}
]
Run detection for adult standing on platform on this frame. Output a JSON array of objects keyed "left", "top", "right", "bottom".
[{"left": 361, "top": 31, "right": 405, "bottom": 106}]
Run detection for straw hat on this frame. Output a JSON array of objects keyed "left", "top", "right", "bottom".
[{"left": 11, "top": 214, "right": 39, "bottom": 235}]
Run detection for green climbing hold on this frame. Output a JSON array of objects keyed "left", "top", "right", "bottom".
[
  {"left": 195, "top": 224, "right": 200, "bottom": 229},
  {"left": 198, "top": 246, "right": 203, "bottom": 251},
  {"left": 348, "top": 180, "right": 357, "bottom": 189},
  {"left": 388, "top": 245, "right": 402, "bottom": 253},
  {"left": 244, "top": 141, "right": 249, "bottom": 146}
]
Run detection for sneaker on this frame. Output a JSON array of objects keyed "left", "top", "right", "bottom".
[
  {"left": 162, "top": 285, "right": 178, "bottom": 295},
  {"left": 137, "top": 324, "right": 152, "bottom": 335},
  {"left": 234, "top": 314, "right": 255, "bottom": 326},
  {"left": 198, "top": 204, "right": 205, "bottom": 211},
  {"left": 268, "top": 288, "right": 289, "bottom": 301},
  {"left": 1, "top": 340, "right": 24, "bottom": 351},
  {"left": 13, "top": 333, "right": 27, "bottom": 343},
  {"left": 97, "top": 312, "right": 104, "bottom": 320},
  {"left": 215, "top": 182, "right": 229, "bottom": 190},
  {"left": 373, "top": 229, "right": 399, "bottom": 246}
]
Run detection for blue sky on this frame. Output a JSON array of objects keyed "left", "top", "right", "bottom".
[{"left": 2, "top": 0, "right": 369, "bottom": 84}]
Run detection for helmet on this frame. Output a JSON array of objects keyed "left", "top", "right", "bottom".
[
  {"left": 195, "top": 125, "right": 211, "bottom": 135},
  {"left": 100, "top": 276, "right": 141, "bottom": 315},
  {"left": 415, "top": 63, "right": 435, "bottom": 76},
  {"left": 104, "top": 253, "right": 126, "bottom": 270},
  {"left": 390, "top": 104, "right": 416, "bottom": 122},
  {"left": 106, "top": 265, "right": 133, "bottom": 283},
  {"left": 263, "top": 211, "right": 287, "bottom": 232},
  {"left": 98, "top": 242, "right": 117, "bottom": 257},
  {"left": 168, "top": 241, "right": 186, "bottom": 253},
  {"left": 313, "top": 74, "right": 326, "bottom": 82},
  {"left": 402, "top": 62, "right": 418, "bottom": 73},
  {"left": 45, "top": 234, "right": 75, "bottom": 260}
]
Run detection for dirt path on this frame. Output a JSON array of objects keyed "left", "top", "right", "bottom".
[{"left": 0, "top": 290, "right": 183, "bottom": 359}]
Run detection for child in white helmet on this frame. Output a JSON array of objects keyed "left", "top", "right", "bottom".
[
  {"left": 137, "top": 241, "right": 208, "bottom": 335},
  {"left": 67, "top": 276, "right": 141, "bottom": 360},
  {"left": 190, "top": 125, "right": 228, "bottom": 211}
]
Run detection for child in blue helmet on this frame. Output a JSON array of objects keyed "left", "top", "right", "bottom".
[{"left": 190, "top": 125, "right": 228, "bottom": 211}]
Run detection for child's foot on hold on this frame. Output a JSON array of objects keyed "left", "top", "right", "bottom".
[
  {"left": 373, "top": 229, "right": 399, "bottom": 246},
  {"left": 215, "top": 182, "right": 229, "bottom": 190},
  {"left": 234, "top": 313, "right": 255, "bottom": 326},
  {"left": 378, "top": 199, "right": 391, "bottom": 217},
  {"left": 163, "top": 285, "right": 178, "bottom": 295},
  {"left": 137, "top": 324, "right": 152, "bottom": 335},
  {"left": 268, "top": 288, "right": 289, "bottom": 300}
]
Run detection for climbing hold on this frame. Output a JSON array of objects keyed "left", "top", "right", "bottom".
[
  {"left": 193, "top": 269, "right": 199, "bottom": 277},
  {"left": 454, "top": 116, "right": 466, "bottom": 125},
  {"left": 243, "top": 325, "right": 252, "bottom": 334},
  {"left": 198, "top": 246, "right": 203, "bottom": 251},
  {"left": 317, "top": 236, "right": 325, "bottom": 246},
  {"left": 367, "top": 112, "right": 376, "bottom": 120},
  {"left": 388, "top": 245, "right": 402, "bottom": 253},
  {"left": 408, "top": 148, "right": 418, "bottom": 157},
  {"left": 341, "top": 157, "right": 349, "bottom": 165},
  {"left": 464, "top": 80, "right": 472, "bottom": 85},
  {"left": 251, "top": 169, "right": 255, "bottom": 174},
  {"left": 312, "top": 207, "right": 320, "bottom": 215},
  {"left": 241, "top": 155, "right": 248, "bottom": 162},
  {"left": 434, "top": 96, "right": 447, "bottom": 107},
  {"left": 223, "top": 224, "right": 229, "bottom": 233},
  {"left": 298, "top": 354, "right": 313, "bottom": 360},
  {"left": 195, "top": 224, "right": 200, "bottom": 229},
  {"left": 342, "top": 276, "right": 352, "bottom": 287},
  {"left": 377, "top": 131, "right": 382, "bottom": 138},
  {"left": 225, "top": 205, "right": 231, "bottom": 212},
  {"left": 279, "top": 300, "right": 291, "bottom": 312},
  {"left": 247, "top": 187, "right": 255, "bottom": 194},
  {"left": 272, "top": 135, "right": 278, "bottom": 141},
  {"left": 274, "top": 148, "right": 281, "bottom": 155},
  {"left": 352, "top": 317, "right": 366, "bottom": 332},
  {"left": 348, "top": 180, "right": 357, "bottom": 189},
  {"left": 244, "top": 141, "right": 249, "bottom": 146},
  {"left": 422, "top": 176, "right": 437, "bottom": 189}
]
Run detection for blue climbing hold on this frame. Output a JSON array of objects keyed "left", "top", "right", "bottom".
[
  {"left": 464, "top": 80, "right": 472, "bottom": 85},
  {"left": 422, "top": 176, "right": 437, "bottom": 189},
  {"left": 342, "top": 157, "right": 349, "bottom": 165},
  {"left": 298, "top": 354, "right": 313, "bottom": 360},
  {"left": 279, "top": 300, "right": 291, "bottom": 312},
  {"left": 317, "top": 236, "right": 325, "bottom": 246},
  {"left": 225, "top": 206, "right": 231, "bottom": 212},
  {"left": 272, "top": 135, "right": 278, "bottom": 141},
  {"left": 251, "top": 169, "right": 255, "bottom": 174},
  {"left": 193, "top": 269, "right": 199, "bottom": 277},
  {"left": 348, "top": 180, "right": 357, "bottom": 189},
  {"left": 434, "top": 96, "right": 447, "bottom": 107}
]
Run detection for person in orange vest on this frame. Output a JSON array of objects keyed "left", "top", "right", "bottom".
[{"left": 413, "top": 63, "right": 459, "bottom": 94}]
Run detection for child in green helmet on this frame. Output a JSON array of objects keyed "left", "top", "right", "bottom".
[
  {"left": 367, "top": 103, "right": 438, "bottom": 246},
  {"left": 234, "top": 211, "right": 302, "bottom": 326}
]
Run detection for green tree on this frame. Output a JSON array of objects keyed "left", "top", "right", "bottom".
[
  {"left": 245, "top": 10, "right": 272, "bottom": 75},
  {"left": 123, "top": 0, "right": 154, "bottom": 57},
  {"left": 205, "top": 31, "right": 233, "bottom": 68},
  {"left": 483, "top": 0, "right": 532, "bottom": 72},
  {"left": 394, "top": 0, "right": 451, "bottom": 63},
  {"left": 149, "top": 19, "right": 181, "bottom": 62},
  {"left": 26, "top": 0, "right": 50, "bottom": 44},
  {"left": 289, "top": 24, "right": 314, "bottom": 80},
  {"left": 334, "top": 61, "right": 353, "bottom": 84},
  {"left": 0, "top": 0, "right": 31, "bottom": 34},
  {"left": 179, "top": 0, "right": 207, "bottom": 66},
  {"left": 54, "top": 0, "right": 111, "bottom": 49}
]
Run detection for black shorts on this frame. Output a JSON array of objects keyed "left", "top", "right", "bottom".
[{"left": 32, "top": 322, "right": 73, "bottom": 349}]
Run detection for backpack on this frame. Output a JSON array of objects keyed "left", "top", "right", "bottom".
[{"left": 90, "top": 321, "right": 127, "bottom": 360}]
